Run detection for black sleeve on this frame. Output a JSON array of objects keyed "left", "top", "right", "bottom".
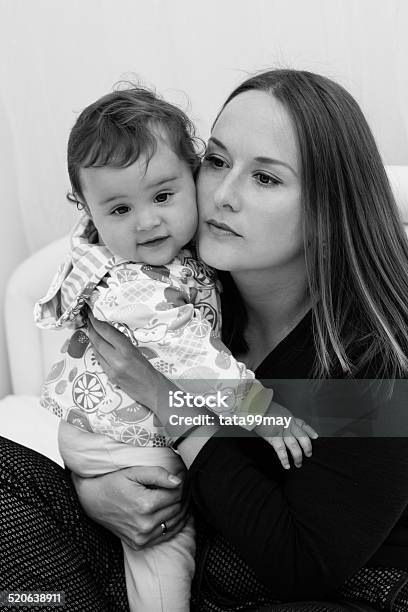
[{"left": 188, "top": 428, "right": 408, "bottom": 600}]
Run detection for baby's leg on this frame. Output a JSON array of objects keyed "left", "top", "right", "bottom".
[
  {"left": 123, "top": 517, "right": 195, "bottom": 612},
  {"left": 60, "top": 428, "right": 195, "bottom": 612}
]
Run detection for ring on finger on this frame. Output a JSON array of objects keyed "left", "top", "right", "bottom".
[{"left": 160, "top": 521, "right": 168, "bottom": 536}]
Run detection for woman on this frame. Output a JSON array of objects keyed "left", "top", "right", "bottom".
[
  {"left": 2, "top": 69, "right": 408, "bottom": 611},
  {"left": 82, "top": 70, "right": 408, "bottom": 610}
]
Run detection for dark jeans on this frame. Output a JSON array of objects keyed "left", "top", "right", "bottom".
[
  {"left": 1, "top": 436, "right": 406, "bottom": 612},
  {"left": 0, "top": 436, "right": 129, "bottom": 611}
]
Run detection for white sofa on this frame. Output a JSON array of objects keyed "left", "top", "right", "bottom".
[
  {"left": 1, "top": 235, "right": 71, "bottom": 465},
  {"left": 2, "top": 165, "right": 408, "bottom": 466}
]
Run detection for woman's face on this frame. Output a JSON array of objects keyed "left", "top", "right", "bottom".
[{"left": 197, "top": 90, "right": 303, "bottom": 273}]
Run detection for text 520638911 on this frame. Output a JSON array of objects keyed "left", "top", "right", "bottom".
[{"left": 0, "top": 592, "right": 64, "bottom": 607}]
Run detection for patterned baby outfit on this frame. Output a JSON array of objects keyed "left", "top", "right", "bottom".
[
  {"left": 34, "top": 214, "right": 272, "bottom": 612},
  {"left": 34, "top": 214, "right": 271, "bottom": 445}
]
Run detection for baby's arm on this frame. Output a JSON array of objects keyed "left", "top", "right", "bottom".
[{"left": 252, "top": 400, "right": 318, "bottom": 469}]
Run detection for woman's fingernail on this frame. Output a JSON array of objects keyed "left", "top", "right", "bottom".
[
  {"left": 305, "top": 451, "right": 312, "bottom": 457},
  {"left": 168, "top": 475, "right": 182, "bottom": 485}
]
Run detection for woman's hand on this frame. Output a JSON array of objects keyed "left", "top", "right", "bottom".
[
  {"left": 72, "top": 465, "right": 189, "bottom": 550},
  {"left": 86, "top": 311, "right": 220, "bottom": 462},
  {"left": 86, "top": 312, "right": 170, "bottom": 412}
]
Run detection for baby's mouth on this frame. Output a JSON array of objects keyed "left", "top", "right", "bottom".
[{"left": 138, "top": 236, "right": 170, "bottom": 248}]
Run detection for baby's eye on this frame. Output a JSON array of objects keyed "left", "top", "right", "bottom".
[
  {"left": 111, "top": 205, "right": 131, "bottom": 215},
  {"left": 254, "top": 172, "right": 281, "bottom": 187},
  {"left": 203, "top": 155, "right": 227, "bottom": 169},
  {"left": 154, "top": 192, "right": 172, "bottom": 204}
]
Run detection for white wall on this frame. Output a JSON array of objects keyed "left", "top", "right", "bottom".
[
  {"left": 0, "top": 0, "right": 407, "bottom": 395},
  {"left": 1, "top": 0, "right": 408, "bottom": 251}
]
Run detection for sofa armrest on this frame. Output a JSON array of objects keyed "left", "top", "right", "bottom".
[{"left": 5, "top": 235, "right": 71, "bottom": 395}]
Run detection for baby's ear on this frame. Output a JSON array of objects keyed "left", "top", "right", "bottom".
[{"left": 66, "top": 191, "right": 88, "bottom": 213}]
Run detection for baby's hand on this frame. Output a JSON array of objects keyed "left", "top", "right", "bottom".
[{"left": 254, "top": 401, "right": 318, "bottom": 470}]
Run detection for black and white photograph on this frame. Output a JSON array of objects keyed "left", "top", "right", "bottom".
[{"left": 1, "top": 1, "right": 408, "bottom": 610}]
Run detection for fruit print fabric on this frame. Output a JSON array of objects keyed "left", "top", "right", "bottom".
[{"left": 35, "top": 214, "right": 266, "bottom": 447}]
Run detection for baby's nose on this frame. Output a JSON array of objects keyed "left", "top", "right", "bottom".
[{"left": 134, "top": 210, "right": 161, "bottom": 232}]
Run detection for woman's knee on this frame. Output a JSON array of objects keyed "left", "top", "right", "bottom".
[{"left": 0, "top": 436, "right": 72, "bottom": 505}]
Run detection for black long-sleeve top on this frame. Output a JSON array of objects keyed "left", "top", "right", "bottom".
[{"left": 188, "top": 311, "right": 408, "bottom": 601}]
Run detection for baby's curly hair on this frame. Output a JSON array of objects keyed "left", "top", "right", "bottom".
[{"left": 67, "top": 85, "right": 202, "bottom": 207}]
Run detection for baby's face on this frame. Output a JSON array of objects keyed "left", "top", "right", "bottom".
[{"left": 79, "top": 138, "right": 198, "bottom": 265}]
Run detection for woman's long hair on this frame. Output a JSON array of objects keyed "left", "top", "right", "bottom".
[{"left": 218, "top": 69, "right": 408, "bottom": 378}]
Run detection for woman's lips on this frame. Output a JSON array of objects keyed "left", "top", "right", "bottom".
[{"left": 206, "top": 219, "right": 241, "bottom": 237}]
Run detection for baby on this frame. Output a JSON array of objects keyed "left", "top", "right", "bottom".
[{"left": 35, "top": 86, "right": 316, "bottom": 612}]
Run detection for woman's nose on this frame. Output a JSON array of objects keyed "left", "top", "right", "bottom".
[{"left": 213, "top": 173, "right": 240, "bottom": 212}]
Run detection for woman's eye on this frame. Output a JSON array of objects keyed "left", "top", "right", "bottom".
[
  {"left": 203, "top": 155, "right": 227, "bottom": 169},
  {"left": 254, "top": 172, "right": 281, "bottom": 187},
  {"left": 111, "top": 205, "right": 130, "bottom": 215},
  {"left": 154, "top": 192, "right": 172, "bottom": 204}
]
